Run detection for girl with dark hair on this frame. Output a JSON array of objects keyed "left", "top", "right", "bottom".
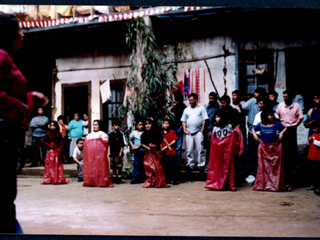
[
  {"left": 141, "top": 117, "right": 171, "bottom": 188},
  {"left": 83, "top": 119, "right": 113, "bottom": 187},
  {"left": 252, "top": 109, "right": 290, "bottom": 191},
  {"left": 0, "top": 13, "right": 48, "bottom": 233},
  {"left": 42, "top": 121, "right": 70, "bottom": 184}
]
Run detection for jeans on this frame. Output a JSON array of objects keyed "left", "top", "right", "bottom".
[
  {"left": 175, "top": 128, "right": 183, "bottom": 166},
  {"left": 246, "top": 132, "right": 259, "bottom": 175},
  {"left": 77, "top": 159, "right": 83, "bottom": 178},
  {"left": 185, "top": 131, "right": 205, "bottom": 168},
  {"left": 132, "top": 151, "right": 146, "bottom": 181},
  {"left": 32, "top": 136, "right": 47, "bottom": 165}
]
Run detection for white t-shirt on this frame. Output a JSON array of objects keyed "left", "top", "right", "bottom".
[
  {"left": 73, "top": 146, "right": 83, "bottom": 161},
  {"left": 212, "top": 124, "right": 233, "bottom": 139},
  {"left": 253, "top": 111, "right": 279, "bottom": 127},
  {"left": 86, "top": 130, "right": 109, "bottom": 140},
  {"left": 180, "top": 105, "right": 209, "bottom": 134}
]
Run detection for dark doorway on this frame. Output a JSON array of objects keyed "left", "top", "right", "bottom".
[
  {"left": 285, "top": 46, "right": 320, "bottom": 113},
  {"left": 103, "top": 81, "right": 125, "bottom": 134},
  {"left": 63, "top": 84, "right": 90, "bottom": 124}
]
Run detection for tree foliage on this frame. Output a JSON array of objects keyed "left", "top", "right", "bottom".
[{"left": 119, "top": 17, "right": 180, "bottom": 126}]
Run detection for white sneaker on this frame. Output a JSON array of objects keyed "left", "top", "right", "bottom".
[{"left": 245, "top": 175, "right": 255, "bottom": 183}]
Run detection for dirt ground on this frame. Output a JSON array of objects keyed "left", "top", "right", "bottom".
[{"left": 15, "top": 176, "right": 320, "bottom": 237}]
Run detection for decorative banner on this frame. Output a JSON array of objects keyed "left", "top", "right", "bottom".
[{"left": 19, "top": 6, "right": 207, "bottom": 29}]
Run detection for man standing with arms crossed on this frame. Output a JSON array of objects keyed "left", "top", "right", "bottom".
[{"left": 181, "top": 93, "right": 208, "bottom": 171}]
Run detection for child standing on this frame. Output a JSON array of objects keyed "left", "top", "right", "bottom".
[
  {"left": 307, "top": 120, "right": 320, "bottom": 195},
  {"left": 205, "top": 111, "right": 237, "bottom": 191},
  {"left": 161, "top": 119, "right": 179, "bottom": 185},
  {"left": 141, "top": 117, "right": 171, "bottom": 188},
  {"left": 108, "top": 119, "right": 126, "bottom": 184},
  {"left": 73, "top": 138, "right": 84, "bottom": 182},
  {"left": 42, "top": 121, "right": 69, "bottom": 184},
  {"left": 252, "top": 109, "right": 289, "bottom": 191},
  {"left": 129, "top": 119, "right": 146, "bottom": 184}
]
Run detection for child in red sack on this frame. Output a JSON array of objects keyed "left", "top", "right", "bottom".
[
  {"left": 161, "top": 119, "right": 179, "bottom": 185},
  {"left": 307, "top": 120, "right": 320, "bottom": 195},
  {"left": 141, "top": 117, "right": 171, "bottom": 188},
  {"left": 205, "top": 110, "right": 237, "bottom": 191},
  {"left": 42, "top": 121, "right": 69, "bottom": 184}
]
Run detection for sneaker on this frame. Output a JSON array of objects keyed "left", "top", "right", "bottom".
[
  {"left": 245, "top": 175, "right": 255, "bottom": 184},
  {"left": 314, "top": 188, "right": 320, "bottom": 196},
  {"left": 307, "top": 185, "right": 315, "bottom": 190},
  {"left": 77, "top": 177, "right": 83, "bottom": 182},
  {"left": 116, "top": 178, "right": 122, "bottom": 184}
]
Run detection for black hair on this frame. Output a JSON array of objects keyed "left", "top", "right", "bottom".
[
  {"left": 283, "top": 89, "right": 294, "bottom": 99},
  {"left": 57, "top": 115, "right": 66, "bottom": 122},
  {"left": 268, "top": 90, "right": 278, "bottom": 100},
  {"left": 76, "top": 138, "right": 83, "bottom": 144},
  {"left": 258, "top": 97, "right": 270, "bottom": 107},
  {"left": 209, "top": 92, "right": 218, "bottom": 98},
  {"left": 261, "top": 108, "right": 275, "bottom": 125},
  {"left": 93, "top": 119, "right": 102, "bottom": 128},
  {"left": 255, "top": 87, "right": 267, "bottom": 96},
  {"left": 0, "top": 14, "right": 19, "bottom": 53},
  {"left": 112, "top": 118, "right": 121, "bottom": 127},
  {"left": 175, "top": 92, "right": 184, "bottom": 102},
  {"left": 135, "top": 118, "right": 144, "bottom": 126},
  {"left": 219, "top": 95, "right": 231, "bottom": 104},
  {"left": 214, "top": 110, "right": 229, "bottom": 128},
  {"left": 144, "top": 116, "right": 154, "bottom": 125},
  {"left": 48, "top": 120, "right": 60, "bottom": 136},
  {"left": 188, "top": 93, "right": 198, "bottom": 100},
  {"left": 232, "top": 90, "right": 241, "bottom": 96},
  {"left": 163, "top": 119, "right": 170, "bottom": 124}
]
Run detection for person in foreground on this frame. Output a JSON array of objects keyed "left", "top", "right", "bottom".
[
  {"left": 42, "top": 121, "right": 69, "bottom": 184},
  {"left": 0, "top": 13, "right": 48, "bottom": 233},
  {"left": 83, "top": 120, "right": 114, "bottom": 187},
  {"left": 141, "top": 117, "right": 171, "bottom": 188},
  {"left": 252, "top": 109, "right": 290, "bottom": 191}
]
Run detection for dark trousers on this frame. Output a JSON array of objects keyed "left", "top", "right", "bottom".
[
  {"left": 246, "top": 132, "right": 259, "bottom": 176},
  {"left": 308, "top": 159, "right": 320, "bottom": 188},
  {"left": 32, "top": 136, "right": 47, "bottom": 165},
  {"left": 0, "top": 122, "right": 19, "bottom": 233},
  {"left": 282, "top": 126, "right": 298, "bottom": 184},
  {"left": 161, "top": 154, "right": 179, "bottom": 182},
  {"left": 132, "top": 151, "right": 146, "bottom": 181}
]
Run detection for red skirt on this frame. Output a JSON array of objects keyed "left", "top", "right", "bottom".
[
  {"left": 205, "top": 132, "right": 236, "bottom": 191},
  {"left": 252, "top": 140, "right": 290, "bottom": 191},
  {"left": 83, "top": 139, "right": 114, "bottom": 187},
  {"left": 143, "top": 150, "right": 170, "bottom": 188},
  {"left": 42, "top": 149, "right": 69, "bottom": 184}
]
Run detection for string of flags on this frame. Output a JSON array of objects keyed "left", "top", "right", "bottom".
[{"left": 19, "top": 6, "right": 208, "bottom": 29}]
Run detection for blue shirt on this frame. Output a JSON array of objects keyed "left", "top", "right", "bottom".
[
  {"left": 206, "top": 101, "right": 220, "bottom": 133},
  {"left": 30, "top": 115, "right": 49, "bottom": 137},
  {"left": 254, "top": 121, "right": 285, "bottom": 143},
  {"left": 68, "top": 119, "right": 83, "bottom": 138},
  {"left": 181, "top": 105, "right": 209, "bottom": 134},
  {"left": 129, "top": 130, "right": 146, "bottom": 151},
  {"left": 242, "top": 98, "right": 260, "bottom": 132}
]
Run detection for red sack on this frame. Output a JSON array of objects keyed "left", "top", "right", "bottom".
[
  {"left": 205, "top": 132, "right": 236, "bottom": 191},
  {"left": 42, "top": 149, "right": 69, "bottom": 184},
  {"left": 252, "top": 140, "right": 290, "bottom": 191},
  {"left": 308, "top": 133, "right": 320, "bottom": 161},
  {"left": 83, "top": 139, "right": 114, "bottom": 187},
  {"left": 143, "top": 150, "right": 170, "bottom": 188}
]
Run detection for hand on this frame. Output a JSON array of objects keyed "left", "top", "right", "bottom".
[
  {"left": 168, "top": 146, "right": 172, "bottom": 151},
  {"left": 119, "top": 152, "right": 123, "bottom": 158},
  {"left": 184, "top": 130, "right": 189, "bottom": 135},
  {"left": 79, "top": 162, "right": 83, "bottom": 166},
  {"left": 279, "top": 133, "right": 284, "bottom": 141},
  {"left": 32, "top": 91, "right": 49, "bottom": 107},
  {"left": 208, "top": 132, "right": 212, "bottom": 137}
]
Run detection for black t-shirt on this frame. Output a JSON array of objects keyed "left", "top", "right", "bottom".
[{"left": 108, "top": 131, "right": 125, "bottom": 157}]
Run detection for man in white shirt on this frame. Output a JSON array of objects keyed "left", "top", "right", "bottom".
[{"left": 181, "top": 93, "right": 208, "bottom": 170}]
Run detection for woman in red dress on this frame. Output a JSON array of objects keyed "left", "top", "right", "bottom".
[{"left": 42, "top": 121, "right": 69, "bottom": 184}]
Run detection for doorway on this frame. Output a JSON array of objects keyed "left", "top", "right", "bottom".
[{"left": 62, "top": 83, "right": 90, "bottom": 125}]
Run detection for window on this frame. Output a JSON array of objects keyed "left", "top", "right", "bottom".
[
  {"left": 239, "top": 49, "right": 274, "bottom": 100},
  {"left": 103, "top": 81, "right": 125, "bottom": 133}
]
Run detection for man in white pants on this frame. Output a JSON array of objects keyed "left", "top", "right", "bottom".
[{"left": 181, "top": 93, "right": 208, "bottom": 170}]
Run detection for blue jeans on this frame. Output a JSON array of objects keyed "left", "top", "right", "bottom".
[
  {"left": 175, "top": 128, "right": 183, "bottom": 166},
  {"left": 77, "top": 159, "right": 83, "bottom": 178},
  {"left": 32, "top": 136, "right": 47, "bottom": 165},
  {"left": 132, "top": 151, "right": 146, "bottom": 181}
]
